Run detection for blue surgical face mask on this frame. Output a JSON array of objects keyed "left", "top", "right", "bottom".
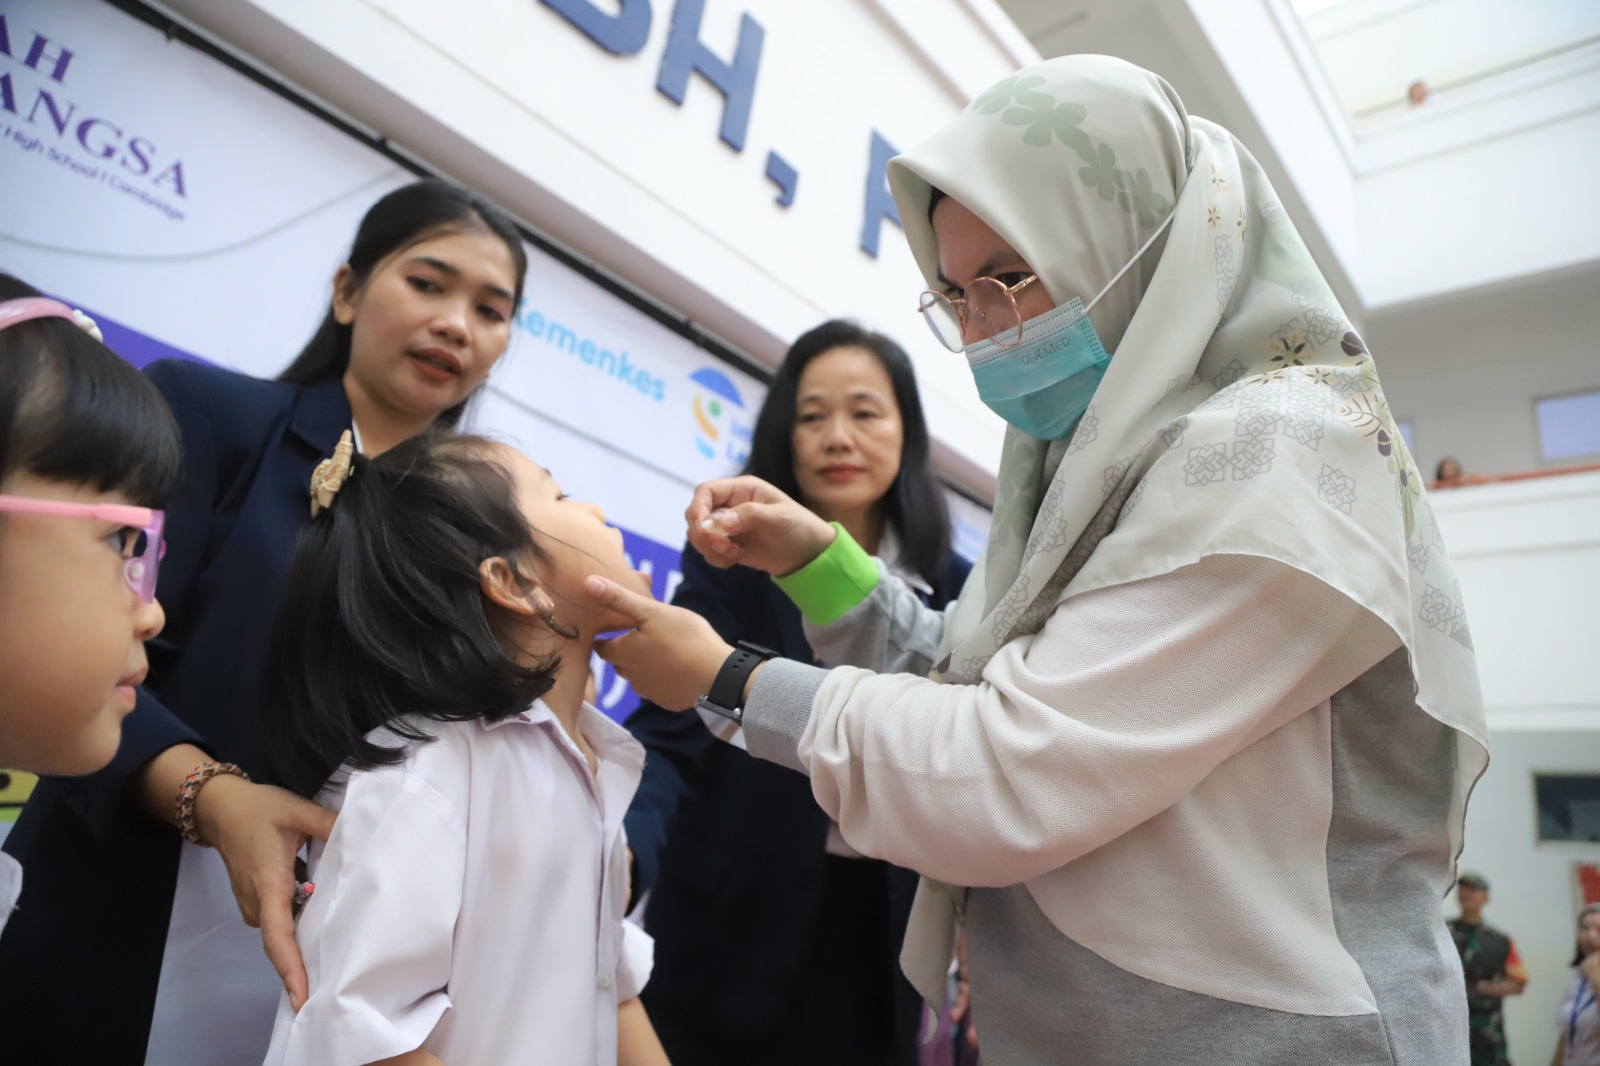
[
  {"left": 965, "top": 298, "right": 1108, "bottom": 440},
  {"left": 964, "top": 210, "right": 1175, "bottom": 440}
]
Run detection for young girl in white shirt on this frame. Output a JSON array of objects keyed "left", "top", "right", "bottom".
[{"left": 261, "top": 430, "right": 669, "bottom": 1066}]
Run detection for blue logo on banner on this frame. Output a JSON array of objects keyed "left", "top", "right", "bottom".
[{"left": 689, "top": 367, "right": 750, "bottom": 466}]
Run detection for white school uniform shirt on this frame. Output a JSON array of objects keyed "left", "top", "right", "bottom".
[
  {"left": 0, "top": 851, "right": 21, "bottom": 937},
  {"left": 264, "top": 699, "right": 651, "bottom": 1066},
  {"left": 1559, "top": 968, "right": 1600, "bottom": 1066}
]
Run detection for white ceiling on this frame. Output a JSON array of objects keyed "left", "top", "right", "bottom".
[
  {"left": 990, "top": 0, "right": 1600, "bottom": 320},
  {"left": 1296, "top": 0, "right": 1600, "bottom": 125}
]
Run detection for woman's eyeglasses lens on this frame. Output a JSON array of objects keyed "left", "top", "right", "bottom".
[
  {"left": 125, "top": 539, "right": 163, "bottom": 603},
  {"left": 918, "top": 279, "right": 1024, "bottom": 353},
  {"left": 918, "top": 291, "right": 964, "bottom": 352},
  {"left": 969, "top": 277, "right": 1023, "bottom": 348},
  {"left": 123, "top": 521, "right": 165, "bottom": 604}
]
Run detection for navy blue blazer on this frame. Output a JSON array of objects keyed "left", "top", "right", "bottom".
[
  {"left": 625, "top": 541, "right": 970, "bottom": 1049},
  {"left": 0, "top": 360, "right": 350, "bottom": 1064}
]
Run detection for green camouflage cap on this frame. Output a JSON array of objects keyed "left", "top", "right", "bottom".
[{"left": 1456, "top": 871, "right": 1490, "bottom": 891}]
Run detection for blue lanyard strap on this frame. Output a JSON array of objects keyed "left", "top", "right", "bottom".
[{"left": 1572, "top": 976, "right": 1596, "bottom": 1046}]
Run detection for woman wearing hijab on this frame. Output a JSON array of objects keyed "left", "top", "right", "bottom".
[{"left": 586, "top": 55, "right": 1488, "bottom": 1065}]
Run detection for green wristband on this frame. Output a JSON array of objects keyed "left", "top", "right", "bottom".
[{"left": 773, "top": 522, "right": 879, "bottom": 626}]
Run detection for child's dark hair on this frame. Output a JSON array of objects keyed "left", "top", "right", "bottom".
[
  {"left": 264, "top": 432, "right": 558, "bottom": 797},
  {"left": 277, "top": 179, "right": 529, "bottom": 427},
  {"left": 0, "top": 273, "right": 181, "bottom": 507},
  {"left": 743, "top": 319, "right": 952, "bottom": 585}
]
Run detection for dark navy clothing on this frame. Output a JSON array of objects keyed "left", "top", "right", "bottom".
[
  {"left": 0, "top": 361, "right": 350, "bottom": 1064},
  {"left": 625, "top": 541, "right": 970, "bottom": 1066}
]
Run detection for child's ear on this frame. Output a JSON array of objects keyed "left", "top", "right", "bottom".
[
  {"left": 479, "top": 557, "right": 544, "bottom": 617},
  {"left": 331, "top": 264, "right": 359, "bottom": 327}
]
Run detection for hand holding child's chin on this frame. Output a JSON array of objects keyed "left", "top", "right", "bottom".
[
  {"left": 587, "top": 576, "right": 731, "bottom": 711},
  {"left": 595, "top": 567, "right": 654, "bottom": 626}
]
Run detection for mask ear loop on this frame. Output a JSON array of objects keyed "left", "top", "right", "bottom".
[{"left": 1082, "top": 208, "right": 1178, "bottom": 317}]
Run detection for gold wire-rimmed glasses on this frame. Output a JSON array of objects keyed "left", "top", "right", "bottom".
[{"left": 917, "top": 273, "right": 1041, "bottom": 353}]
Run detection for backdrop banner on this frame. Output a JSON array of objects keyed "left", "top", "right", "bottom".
[{"left": 0, "top": 0, "right": 986, "bottom": 727}]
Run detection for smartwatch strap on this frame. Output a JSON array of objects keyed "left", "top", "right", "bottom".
[{"left": 697, "top": 641, "right": 778, "bottom": 724}]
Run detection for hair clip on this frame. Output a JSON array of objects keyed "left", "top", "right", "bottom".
[
  {"left": 68, "top": 308, "right": 104, "bottom": 342},
  {"left": 310, "top": 429, "right": 355, "bottom": 517}
]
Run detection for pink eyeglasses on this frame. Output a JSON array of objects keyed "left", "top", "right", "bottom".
[
  {"left": 0, "top": 498, "right": 166, "bottom": 603},
  {"left": 0, "top": 295, "right": 167, "bottom": 602}
]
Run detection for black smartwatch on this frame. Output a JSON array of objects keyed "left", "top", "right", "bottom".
[{"left": 696, "top": 641, "right": 779, "bottom": 725}]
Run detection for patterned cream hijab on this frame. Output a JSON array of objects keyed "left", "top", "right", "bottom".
[{"left": 885, "top": 54, "right": 1488, "bottom": 1001}]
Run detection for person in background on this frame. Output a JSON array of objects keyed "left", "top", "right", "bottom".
[
  {"left": 1432, "top": 456, "right": 1490, "bottom": 489},
  {"left": 623, "top": 320, "right": 970, "bottom": 1066},
  {"left": 1554, "top": 903, "right": 1600, "bottom": 1066},
  {"left": 1449, "top": 871, "right": 1529, "bottom": 1066},
  {"left": 0, "top": 179, "right": 528, "bottom": 1064},
  {"left": 0, "top": 277, "right": 180, "bottom": 935}
]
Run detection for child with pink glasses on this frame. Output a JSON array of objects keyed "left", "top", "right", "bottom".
[{"left": 0, "top": 272, "right": 180, "bottom": 933}]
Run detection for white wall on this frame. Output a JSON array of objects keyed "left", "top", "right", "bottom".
[
  {"left": 1432, "top": 470, "right": 1600, "bottom": 729},
  {"left": 1355, "top": 107, "right": 1600, "bottom": 307},
  {"left": 1450, "top": 730, "right": 1600, "bottom": 1066},
  {"left": 154, "top": 0, "right": 1040, "bottom": 500},
  {"left": 1367, "top": 267, "right": 1600, "bottom": 478},
  {"left": 1432, "top": 468, "right": 1600, "bottom": 1063}
]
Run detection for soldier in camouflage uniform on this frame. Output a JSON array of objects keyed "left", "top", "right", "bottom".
[{"left": 1448, "top": 872, "right": 1529, "bottom": 1065}]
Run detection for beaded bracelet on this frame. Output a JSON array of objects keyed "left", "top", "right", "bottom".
[{"left": 175, "top": 761, "right": 249, "bottom": 846}]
